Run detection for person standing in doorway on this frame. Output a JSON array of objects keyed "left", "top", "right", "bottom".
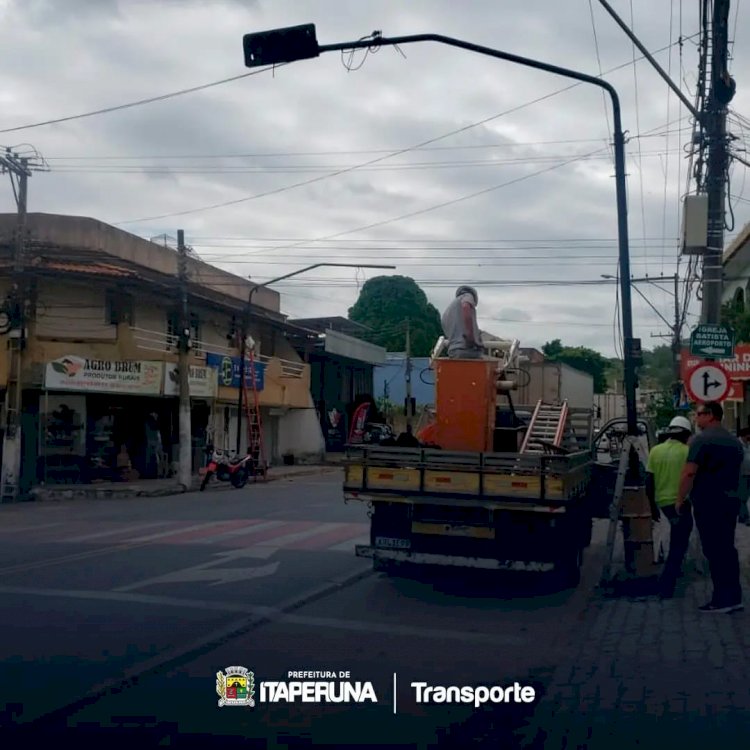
[
  {"left": 675, "top": 401, "right": 745, "bottom": 613},
  {"left": 646, "top": 416, "right": 693, "bottom": 599}
]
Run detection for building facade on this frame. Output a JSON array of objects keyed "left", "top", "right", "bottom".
[
  {"left": 0, "top": 214, "right": 324, "bottom": 497},
  {"left": 720, "top": 220, "right": 750, "bottom": 431},
  {"left": 288, "top": 317, "right": 386, "bottom": 451}
]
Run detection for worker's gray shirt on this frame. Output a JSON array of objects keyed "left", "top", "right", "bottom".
[
  {"left": 441, "top": 294, "right": 481, "bottom": 356},
  {"left": 687, "top": 425, "right": 744, "bottom": 503}
]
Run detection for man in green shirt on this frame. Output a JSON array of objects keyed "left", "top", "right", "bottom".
[{"left": 646, "top": 415, "right": 692, "bottom": 599}]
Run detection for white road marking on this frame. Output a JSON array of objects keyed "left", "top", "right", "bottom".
[
  {"left": 253, "top": 522, "right": 342, "bottom": 547},
  {"left": 115, "top": 545, "right": 279, "bottom": 592},
  {"left": 117, "top": 562, "right": 281, "bottom": 588},
  {"left": 0, "top": 584, "right": 528, "bottom": 645},
  {"left": 67, "top": 521, "right": 172, "bottom": 543},
  {"left": 126, "top": 521, "right": 232, "bottom": 543},
  {"left": 192, "top": 520, "right": 285, "bottom": 544}
]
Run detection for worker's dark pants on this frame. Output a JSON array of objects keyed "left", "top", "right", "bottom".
[
  {"left": 693, "top": 497, "right": 742, "bottom": 606},
  {"left": 659, "top": 502, "right": 693, "bottom": 595}
]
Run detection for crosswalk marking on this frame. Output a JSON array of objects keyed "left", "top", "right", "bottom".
[
  {"left": 40, "top": 518, "right": 370, "bottom": 553},
  {"left": 152, "top": 519, "right": 257, "bottom": 545},
  {"left": 66, "top": 521, "right": 171, "bottom": 543},
  {"left": 191, "top": 519, "right": 281, "bottom": 544},
  {"left": 127, "top": 521, "right": 237, "bottom": 543}
]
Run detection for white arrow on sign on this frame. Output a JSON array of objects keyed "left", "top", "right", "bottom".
[
  {"left": 700, "top": 346, "right": 729, "bottom": 356},
  {"left": 686, "top": 361, "right": 731, "bottom": 403}
]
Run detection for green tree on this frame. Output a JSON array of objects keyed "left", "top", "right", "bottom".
[
  {"left": 639, "top": 345, "right": 676, "bottom": 390},
  {"left": 542, "top": 340, "right": 611, "bottom": 393},
  {"left": 721, "top": 301, "right": 750, "bottom": 343},
  {"left": 348, "top": 275, "right": 443, "bottom": 356},
  {"left": 643, "top": 388, "right": 681, "bottom": 432}
]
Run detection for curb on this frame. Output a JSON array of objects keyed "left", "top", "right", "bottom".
[{"left": 26, "top": 466, "right": 341, "bottom": 503}]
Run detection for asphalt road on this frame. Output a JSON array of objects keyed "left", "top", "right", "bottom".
[{"left": 0, "top": 471, "right": 606, "bottom": 747}]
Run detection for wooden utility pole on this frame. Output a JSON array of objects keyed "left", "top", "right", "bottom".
[
  {"left": 701, "top": 0, "right": 734, "bottom": 324},
  {"left": 177, "top": 230, "right": 192, "bottom": 490}
]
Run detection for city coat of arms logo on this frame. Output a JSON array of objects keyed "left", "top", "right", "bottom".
[{"left": 216, "top": 666, "right": 255, "bottom": 707}]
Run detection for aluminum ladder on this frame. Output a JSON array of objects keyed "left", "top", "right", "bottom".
[
  {"left": 241, "top": 347, "right": 267, "bottom": 481},
  {"left": 519, "top": 400, "right": 569, "bottom": 455}
]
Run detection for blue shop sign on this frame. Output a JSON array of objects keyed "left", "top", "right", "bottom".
[{"left": 206, "top": 353, "right": 265, "bottom": 391}]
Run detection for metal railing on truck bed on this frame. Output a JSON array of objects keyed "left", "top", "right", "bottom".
[{"left": 344, "top": 446, "right": 592, "bottom": 506}]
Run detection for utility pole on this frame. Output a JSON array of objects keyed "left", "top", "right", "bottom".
[
  {"left": 702, "top": 0, "right": 734, "bottom": 324},
  {"left": 404, "top": 320, "right": 413, "bottom": 433},
  {"left": 672, "top": 273, "right": 682, "bottom": 383},
  {"left": 1, "top": 151, "right": 31, "bottom": 502},
  {"left": 177, "top": 230, "right": 193, "bottom": 491}
]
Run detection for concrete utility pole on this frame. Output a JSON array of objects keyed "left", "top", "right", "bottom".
[
  {"left": 1, "top": 152, "right": 31, "bottom": 502},
  {"left": 177, "top": 230, "right": 193, "bottom": 491},
  {"left": 701, "top": 0, "right": 734, "bottom": 324}
]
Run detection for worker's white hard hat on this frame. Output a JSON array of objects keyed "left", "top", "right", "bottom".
[{"left": 668, "top": 416, "right": 692, "bottom": 432}]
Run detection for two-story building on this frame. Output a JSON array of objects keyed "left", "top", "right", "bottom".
[
  {"left": 721, "top": 220, "right": 750, "bottom": 430},
  {"left": 0, "top": 213, "right": 324, "bottom": 495}
]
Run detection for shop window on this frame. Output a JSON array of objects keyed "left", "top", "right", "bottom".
[
  {"left": 167, "top": 311, "right": 202, "bottom": 352},
  {"left": 106, "top": 290, "right": 134, "bottom": 325}
]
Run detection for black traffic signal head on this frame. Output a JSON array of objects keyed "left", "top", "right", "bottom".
[{"left": 243, "top": 24, "right": 319, "bottom": 68}]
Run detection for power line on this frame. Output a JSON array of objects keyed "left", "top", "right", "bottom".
[
  {"left": 0, "top": 66, "right": 285, "bottom": 135},
  {"left": 111, "top": 35, "right": 698, "bottom": 226},
  {"left": 42, "top": 131, "right": 691, "bottom": 161}
]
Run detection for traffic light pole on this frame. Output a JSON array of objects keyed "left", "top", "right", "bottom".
[{"left": 308, "top": 32, "right": 640, "bottom": 437}]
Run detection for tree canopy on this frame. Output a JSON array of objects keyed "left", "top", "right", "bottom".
[
  {"left": 348, "top": 275, "right": 443, "bottom": 356},
  {"left": 721, "top": 300, "right": 750, "bottom": 343},
  {"left": 541, "top": 339, "right": 611, "bottom": 393}
]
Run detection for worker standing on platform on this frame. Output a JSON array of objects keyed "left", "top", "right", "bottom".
[
  {"left": 441, "top": 285, "right": 483, "bottom": 359},
  {"left": 646, "top": 415, "right": 692, "bottom": 599}
]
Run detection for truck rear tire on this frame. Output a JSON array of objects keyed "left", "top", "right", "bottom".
[{"left": 555, "top": 547, "right": 583, "bottom": 589}]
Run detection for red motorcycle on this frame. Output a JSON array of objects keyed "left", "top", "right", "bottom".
[{"left": 200, "top": 449, "right": 254, "bottom": 491}]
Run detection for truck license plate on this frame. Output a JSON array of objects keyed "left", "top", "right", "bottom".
[{"left": 375, "top": 536, "right": 411, "bottom": 549}]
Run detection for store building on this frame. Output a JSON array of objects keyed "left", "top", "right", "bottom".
[{"left": 0, "top": 213, "right": 324, "bottom": 496}]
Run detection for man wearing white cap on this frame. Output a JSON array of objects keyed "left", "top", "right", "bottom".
[{"left": 646, "top": 415, "right": 693, "bottom": 599}]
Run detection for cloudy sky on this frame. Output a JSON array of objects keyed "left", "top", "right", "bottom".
[{"left": 1, "top": 0, "right": 749, "bottom": 356}]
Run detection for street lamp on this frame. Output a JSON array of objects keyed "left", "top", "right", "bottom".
[
  {"left": 235, "top": 262, "right": 396, "bottom": 454},
  {"left": 242, "top": 25, "right": 640, "bottom": 437}
]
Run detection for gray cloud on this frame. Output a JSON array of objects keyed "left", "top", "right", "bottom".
[{"left": 0, "top": 0, "right": 746, "bottom": 355}]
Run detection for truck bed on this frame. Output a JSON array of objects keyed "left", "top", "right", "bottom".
[{"left": 343, "top": 445, "right": 592, "bottom": 507}]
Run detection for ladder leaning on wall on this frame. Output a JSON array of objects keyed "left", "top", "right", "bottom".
[{"left": 241, "top": 345, "right": 267, "bottom": 482}]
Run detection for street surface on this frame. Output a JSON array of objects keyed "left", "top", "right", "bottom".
[{"left": 0, "top": 470, "right": 748, "bottom": 748}]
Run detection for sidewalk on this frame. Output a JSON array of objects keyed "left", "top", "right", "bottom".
[
  {"left": 517, "top": 522, "right": 750, "bottom": 748},
  {"left": 27, "top": 463, "right": 342, "bottom": 502}
]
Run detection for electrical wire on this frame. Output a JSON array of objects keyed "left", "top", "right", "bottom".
[
  {"left": 588, "top": 0, "right": 614, "bottom": 164},
  {"left": 111, "top": 34, "right": 698, "bottom": 226},
  {"left": 629, "top": 0, "right": 650, "bottom": 275},
  {"left": 0, "top": 66, "right": 285, "bottom": 135}
]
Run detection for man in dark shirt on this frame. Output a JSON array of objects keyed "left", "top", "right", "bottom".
[{"left": 675, "top": 401, "right": 744, "bottom": 613}]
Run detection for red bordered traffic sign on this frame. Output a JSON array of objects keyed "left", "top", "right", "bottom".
[{"left": 685, "top": 360, "right": 732, "bottom": 403}]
